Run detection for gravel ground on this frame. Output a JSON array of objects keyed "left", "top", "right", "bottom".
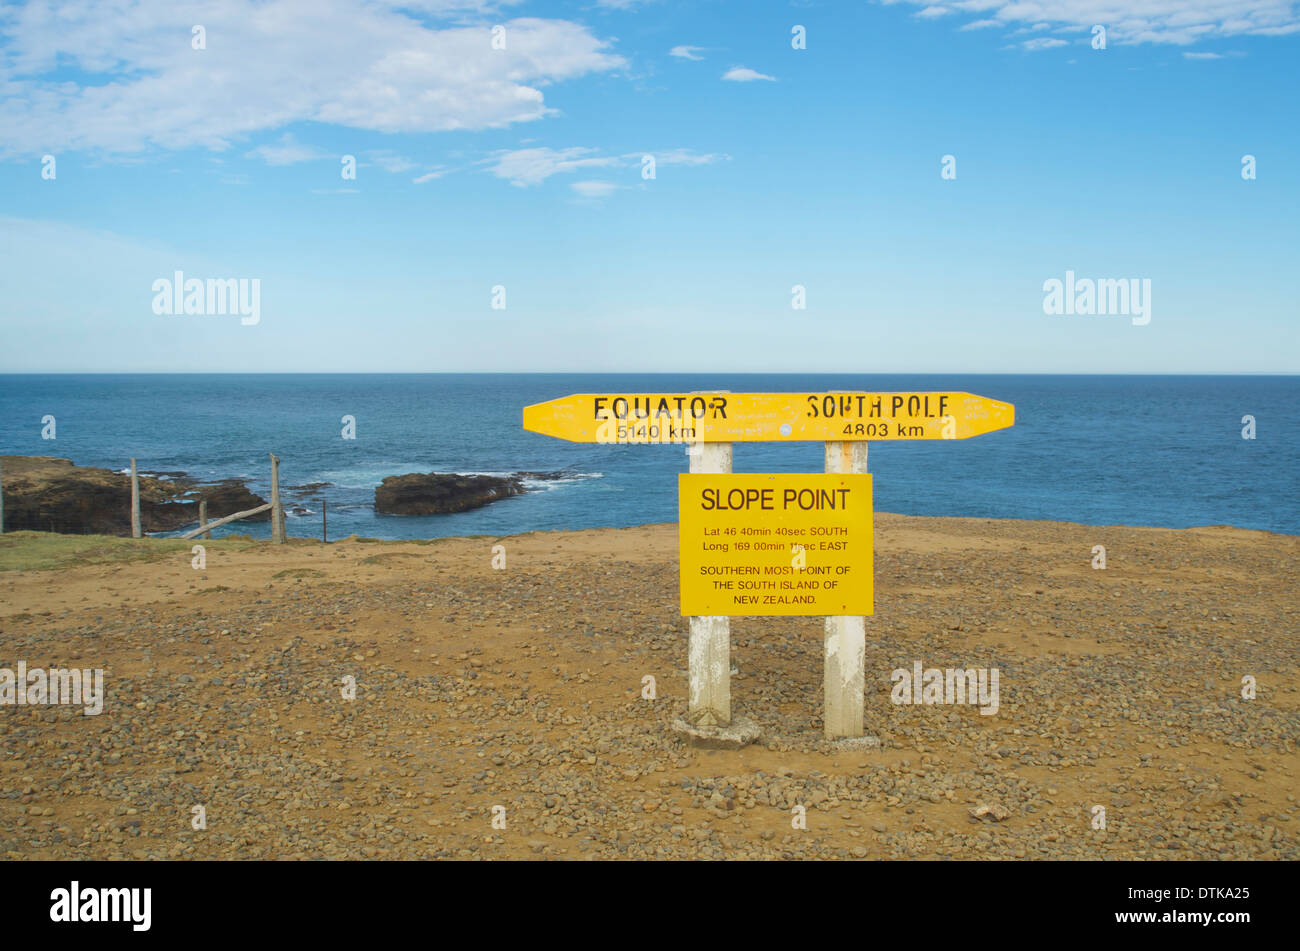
[{"left": 1, "top": 515, "right": 1296, "bottom": 860}]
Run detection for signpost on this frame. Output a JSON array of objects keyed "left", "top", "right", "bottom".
[
  {"left": 524, "top": 391, "right": 1013, "bottom": 443},
  {"left": 523, "top": 391, "right": 1014, "bottom": 744}
]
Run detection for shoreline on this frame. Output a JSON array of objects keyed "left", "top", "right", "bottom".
[
  {"left": 4, "top": 453, "right": 1295, "bottom": 540},
  {"left": 0, "top": 504, "right": 1295, "bottom": 579},
  {"left": 0, "top": 455, "right": 584, "bottom": 538}
]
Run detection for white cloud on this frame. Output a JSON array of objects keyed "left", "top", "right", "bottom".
[
  {"left": 1022, "top": 37, "right": 1069, "bottom": 50},
  {"left": 570, "top": 180, "right": 618, "bottom": 198},
  {"left": 365, "top": 150, "right": 418, "bottom": 173},
  {"left": 246, "top": 134, "right": 329, "bottom": 166},
  {"left": 482, "top": 146, "right": 619, "bottom": 186},
  {"left": 358, "top": 2, "right": 526, "bottom": 12},
  {"left": 915, "top": 6, "right": 953, "bottom": 18},
  {"left": 722, "top": 66, "right": 776, "bottom": 82},
  {"left": 483, "top": 146, "right": 723, "bottom": 187},
  {"left": 670, "top": 45, "right": 704, "bottom": 60},
  {"left": 0, "top": 2, "right": 625, "bottom": 158},
  {"left": 625, "top": 148, "right": 729, "bottom": 166},
  {"left": 1183, "top": 51, "right": 1223, "bottom": 59},
  {"left": 413, "top": 167, "right": 451, "bottom": 183},
  {"left": 885, "top": 1, "right": 1300, "bottom": 45}
]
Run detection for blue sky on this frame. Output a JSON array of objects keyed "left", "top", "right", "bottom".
[{"left": 0, "top": 0, "right": 1297, "bottom": 373}]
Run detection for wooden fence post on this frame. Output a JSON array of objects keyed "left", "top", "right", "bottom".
[
  {"left": 199, "top": 500, "right": 210, "bottom": 539},
  {"left": 269, "top": 453, "right": 286, "bottom": 544},
  {"left": 179, "top": 503, "right": 273, "bottom": 539},
  {"left": 130, "top": 458, "right": 141, "bottom": 539}
]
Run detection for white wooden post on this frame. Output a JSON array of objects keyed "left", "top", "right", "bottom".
[
  {"left": 687, "top": 439, "right": 732, "bottom": 726},
  {"left": 199, "top": 499, "right": 210, "bottom": 539},
  {"left": 684, "top": 385, "right": 736, "bottom": 729},
  {"left": 129, "top": 458, "right": 141, "bottom": 538},
  {"left": 269, "top": 453, "right": 286, "bottom": 544},
  {"left": 823, "top": 440, "right": 867, "bottom": 738}
]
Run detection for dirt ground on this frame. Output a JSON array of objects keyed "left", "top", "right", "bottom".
[{"left": 0, "top": 514, "right": 1296, "bottom": 859}]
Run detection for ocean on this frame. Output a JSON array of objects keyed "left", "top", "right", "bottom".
[{"left": 1, "top": 374, "right": 1296, "bottom": 538}]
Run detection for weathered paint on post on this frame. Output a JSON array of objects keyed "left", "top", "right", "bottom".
[
  {"left": 130, "top": 458, "right": 141, "bottom": 539},
  {"left": 687, "top": 438, "right": 732, "bottom": 728},
  {"left": 823, "top": 440, "right": 868, "bottom": 738},
  {"left": 199, "top": 499, "right": 210, "bottom": 540}
]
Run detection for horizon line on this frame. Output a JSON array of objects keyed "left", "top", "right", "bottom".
[{"left": 0, "top": 370, "right": 1296, "bottom": 377}]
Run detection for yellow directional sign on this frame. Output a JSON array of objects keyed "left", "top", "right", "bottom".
[
  {"left": 524, "top": 392, "right": 1013, "bottom": 443},
  {"left": 679, "top": 473, "right": 873, "bottom": 617}
]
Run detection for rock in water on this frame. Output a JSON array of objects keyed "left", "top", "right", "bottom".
[
  {"left": 196, "top": 480, "right": 271, "bottom": 522},
  {"left": 374, "top": 473, "right": 524, "bottom": 516}
]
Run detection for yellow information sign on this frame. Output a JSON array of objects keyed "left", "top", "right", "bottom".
[
  {"left": 524, "top": 392, "right": 1013, "bottom": 443},
  {"left": 678, "top": 473, "right": 873, "bottom": 617}
]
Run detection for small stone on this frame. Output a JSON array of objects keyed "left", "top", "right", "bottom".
[{"left": 670, "top": 716, "right": 762, "bottom": 751}]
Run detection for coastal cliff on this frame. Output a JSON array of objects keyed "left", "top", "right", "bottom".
[{"left": 0, "top": 456, "right": 267, "bottom": 536}]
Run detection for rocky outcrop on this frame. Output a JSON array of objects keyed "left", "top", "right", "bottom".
[
  {"left": 374, "top": 473, "right": 524, "bottom": 516},
  {"left": 0, "top": 456, "right": 267, "bottom": 536},
  {"left": 195, "top": 480, "right": 271, "bottom": 522}
]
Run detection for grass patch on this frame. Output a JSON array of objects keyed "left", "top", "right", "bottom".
[
  {"left": 271, "top": 567, "right": 326, "bottom": 579},
  {"left": 359, "top": 552, "right": 428, "bottom": 566},
  {"left": 351, "top": 536, "right": 450, "bottom": 546},
  {"left": 0, "top": 531, "right": 255, "bottom": 572}
]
